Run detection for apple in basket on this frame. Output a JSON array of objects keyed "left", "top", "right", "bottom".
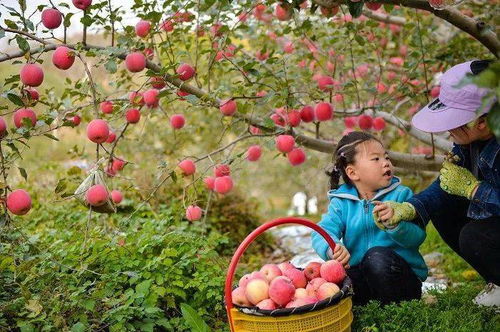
[{"left": 232, "top": 260, "right": 346, "bottom": 309}]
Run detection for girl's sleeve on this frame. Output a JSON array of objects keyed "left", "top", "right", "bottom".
[
  {"left": 386, "top": 186, "right": 427, "bottom": 248},
  {"left": 311, "top": 199, "right": 345, "bottom": 261}
]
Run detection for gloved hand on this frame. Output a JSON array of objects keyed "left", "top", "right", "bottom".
[
  {"left": 372, "top": 201, "right": 416, "bottom": 230},
  {"left": 439, "top": 161, "right": 480, "bottom": 199}
]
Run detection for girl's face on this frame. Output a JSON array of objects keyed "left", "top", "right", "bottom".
[{"left": 346, "top": 140, "right": 393, "bottom": 195}]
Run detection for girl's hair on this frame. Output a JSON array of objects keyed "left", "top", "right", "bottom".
[{"left": 325, "top": 131, "right": 381, "bottom": 190}]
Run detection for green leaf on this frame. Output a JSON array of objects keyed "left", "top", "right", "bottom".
[
  {"left": 64, "top": 12, "right": 74, "bottom": 28},
  {"left": 170, "top": 170, "right": 177, "bottom": 183},
  {"left": 54, "top": 178, "right": 67, "bottom": 194},
  {"left": 4, "top": 19, "right": 18, "bottom": 29},
  {"left": 71, "top": 322, "right": 86, "bottom": 332},
  {"left": 104, "top": 59, "right": 117, "bottom": 73},
  {"left": 15, "top": 35, "right": 30, "bottom": 53},
  {"left": 7, "top": 93, "right": 24, "bottom": 106},
  {"left": 136, "top": 279, "right": 152, "bottom": 297},
  {"left": 0, "top": 28, "right": 5, "bottom": 39},
  {"left": 348, "top": 1, "right": 364, "bottom": 18},
  {"left": 180, "top": 303, "right": 211, "bottom": 332},
  {"left": 81, "top": 15, "right": 92, "bottom": 26},
  {"left": 44, "top": 133, "right": 59, "bottom": 141},
  {"left": 18, "top": 167, "right": 27, "bottom": 181},
  {"left": 354, "top": 34, "right": 365, "bottom": 46},
  {"left": 19, "top": 0, "right": 27, "bottom": 12}
]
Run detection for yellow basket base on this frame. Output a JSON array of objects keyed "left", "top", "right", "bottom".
[{"left": 230, "top": 297, "right": 353, "bottom": 332}]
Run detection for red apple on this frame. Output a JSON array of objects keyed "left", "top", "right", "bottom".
[
  {"left": 87, "top": 119, "right": 109, "bottom": 143},
  {"left": 314, "top": 102, "right": 333, "bottom": 121},
  {"left": 245, "top": 279, "right": 269, "bottom": 305},
  {"left": 247, "top": 145, "right": 262, "bottom": 162},
  {"left": 275, "top": 135, "right": 295, "bottom": 153},
  {"left": 220, "top": 99, "right": 237, "bottom": 116},
  {"left": 143, "top": 89, "right": 159, "bottom": 107},
  {"left": 300, "top": 105, "right": 315, "bottom": 122},
  {"left": 6, "top": 189, "right": 32, "bottom": 215},
  {"left": 214, "top": 176, "right": 233, "bottom": 194},
  {"left": 111, "top": 190, "right": 123, "bottom": 204},
  {"left": 170, "top": 114, "right": 185, "bottom": 129},
  {"left": 186, "top": 205, "right": 202, "bottom": 221},
  {"left": 320, "top": 260, "right": 346, "bottom": 284},
  {"left": 317, "top": 75, "right": 335, "bottom": 92},
  {"left": 358, "top": 114, "right": 373, "bottom": 130},
  {"left": 317, "top": 282, "right": 340, "bottom": 300},
  {"left": 135, "top": 20, "right": 151, "bottom": 38},
  {"left": 125, "top": 109, "right": 140, "bottom": 123},
  {"left": 372, "top": 117, "right": 386, "bottom": 131},
  {"left": 52, "top": 46, "right": 75, "bottom": 70},
  {"left": 86, "top": 184, "right": 108, "bottom": 207},
  {"left": 0, "top": 117, "right": 7, "bottom": 138},
  {"left": 125, "top": 52, "right": 146, "bottom": 72},
  {"left": 344, "top": 116, "right": 357, "bottom": 129},
  {"left": 41, "top": 8, "right": 62, "bottom": 29},
  {"left": 232, "top": 287, "right": 251, "bottom": 307},
  {"left": 14, "top": 108, "right": 37, "bottom": 128},
  {"left": 304, "top": 262, "right": 322, "bottom": 281},
  {"left": 269, "top": 276, "right": 295, "bottom": 306},
  {"left": 176, "top": 63, "right": 195, "bottom": 80},
  {"left": 178, "top": 159, "right": 196, "bottom": 175},
  {"left": 106, "top": 130, "right": 116, "bottom": 143},
  {"left": 100, "top": 101, "right": 114, "bottom": 114},
  {"left": 72, "top": 115, "right": 81, "bottom": 126},
  {"left": 151, "top": 76, "right": 166, "bottom": 89},
  {"left": 283, "top": 268, "right": 307, "bottom": 288},
  {"left": 260, "top": 264, "right": 282, "bottom": 282},
  {"left": 288, "top": 148, "right": 306, "bottom": 166},
  {"left": 275, "top": 4, "right": 292, "bottom": 21},
  {"left": 72, "top": 0, "right": 92, "bottom": 10},
  {"left": 214, "top": 164, "right": 230, "bottom": 177},
  {"left": 20, "top": 64, "right": 44, "bottom": 87}
]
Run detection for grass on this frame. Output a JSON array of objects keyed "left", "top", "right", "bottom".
[{"left": 351, "top": 223, "right": 499, "bottom": 332}]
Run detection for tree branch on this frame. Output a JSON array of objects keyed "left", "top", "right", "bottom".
[
  {"left": 314, "top": 0, "right": 499, "bottom": 57},
  {"left": 361, "top": 8, "right": 406, "bottom": 25}
]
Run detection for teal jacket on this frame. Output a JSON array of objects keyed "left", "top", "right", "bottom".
[{"left": 311, "top": 177, "right": 428, "bottom": 281}]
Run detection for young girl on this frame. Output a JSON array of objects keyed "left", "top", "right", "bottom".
[
  {"left": 375, "top": 60, "right": 499, "bottom": 308},
  {"left": 311, "top": 131, "right": 427, "bottom": 305}
]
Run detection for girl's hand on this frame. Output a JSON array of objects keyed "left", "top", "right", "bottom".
[
  {"left": 372, "top": 201, "right": 416, "bottom": 230},
  {"left": 327, "top": 244, "right": 350, "bottom": 268},
  {"left": 373, "top": 201, "right": 394, "bottom": 223}
]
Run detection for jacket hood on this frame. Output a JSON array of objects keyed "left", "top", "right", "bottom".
[{"left": 327, "top": 176, "right": 402, "bottom": 201}]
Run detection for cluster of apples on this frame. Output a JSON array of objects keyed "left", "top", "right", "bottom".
[{"left": 232, "top": 260, "right": 346, "bottom": 310}]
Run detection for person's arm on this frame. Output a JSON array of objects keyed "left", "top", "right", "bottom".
[
  {"left": 408, "top": 145, "right": 465, "bottom": 228},
  {"left": 384, "top": 187, "right": 426, "bottom": 248},
  {"left": 311, "top": 199, "right": 345, "bottom": 261},
  {"left": 471, "top": 181, "right": 500, "bottom": 216}
]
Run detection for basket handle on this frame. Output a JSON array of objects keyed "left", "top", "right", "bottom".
[{"left": 225, "top": 217, "right": 337, "bottom": 331}]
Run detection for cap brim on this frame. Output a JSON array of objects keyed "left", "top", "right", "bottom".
[{"left": 411, "top": 99, "right": 477, "bottom": 133}]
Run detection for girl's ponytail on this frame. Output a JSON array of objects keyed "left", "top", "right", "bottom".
[{"left": 325, "top": 164, "right": 342, "bottom": 190}]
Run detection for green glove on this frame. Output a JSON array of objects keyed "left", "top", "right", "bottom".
[
  {"left": 373, "top": 202, "right": 416, "bottom": 231},
  {"left": 439, "top": 161, "right": 480, "bottom": 199}
]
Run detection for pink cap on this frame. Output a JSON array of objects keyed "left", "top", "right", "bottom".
[{"left": 412, "top": 60, "right": 496, "bottom": 133}]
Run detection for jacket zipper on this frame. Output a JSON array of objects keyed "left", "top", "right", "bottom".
[{"left": 363, "top": 200, "right": 369, "bottom": 252}]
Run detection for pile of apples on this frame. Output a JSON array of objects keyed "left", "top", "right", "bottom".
[{"left": 232, "top": 260, "right": 346, "bottom": 310}]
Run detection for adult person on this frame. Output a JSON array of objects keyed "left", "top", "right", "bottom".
[{"left": 373, "top": 60, "right": 499, "bottom": 307}]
